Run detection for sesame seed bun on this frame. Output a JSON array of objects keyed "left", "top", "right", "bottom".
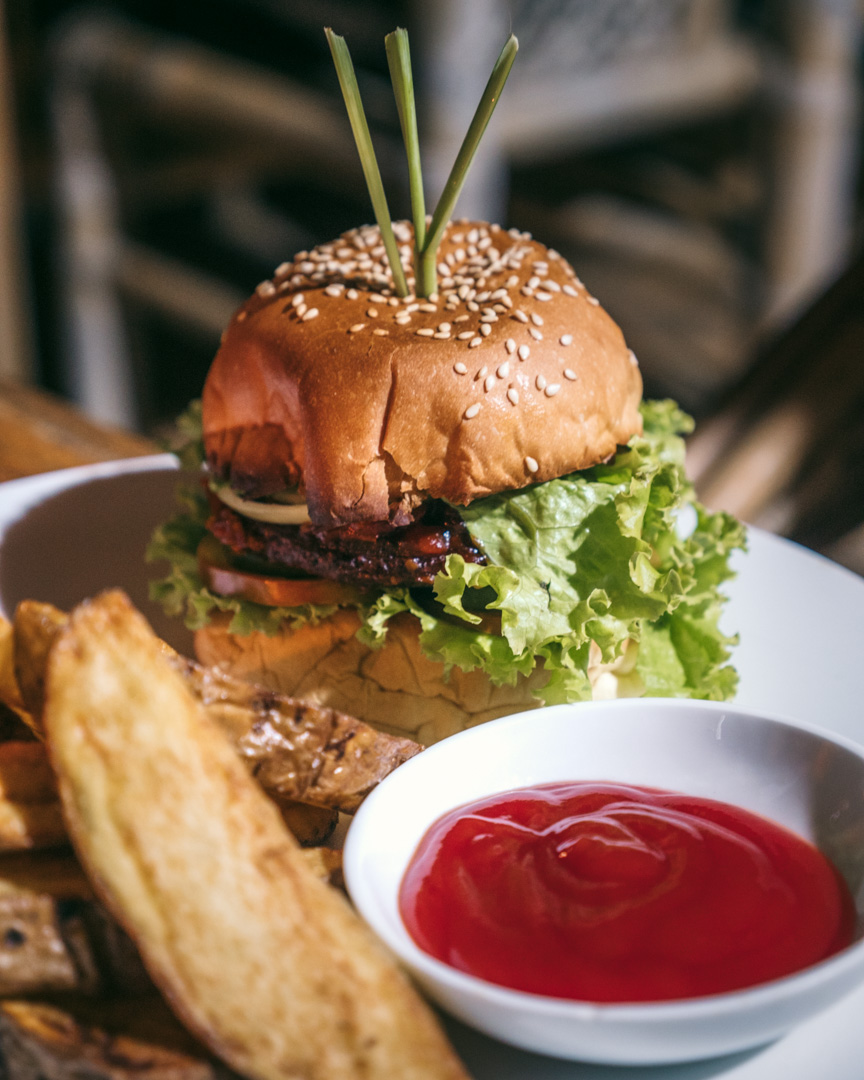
[{"left": 202, "top": 220, "right": 643, "bottom": 527}]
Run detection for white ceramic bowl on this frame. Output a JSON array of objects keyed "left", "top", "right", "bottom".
[{"left": 343, "top": 699, "right": 864, "bottom": 1066}]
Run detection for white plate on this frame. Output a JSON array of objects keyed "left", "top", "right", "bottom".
[{"left": 1, "top": 456, "right": 863, "bottom": 1079}]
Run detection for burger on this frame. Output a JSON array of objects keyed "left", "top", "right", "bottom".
[{"left": 149, "top": 219, "right": 745, "bottom": 745}]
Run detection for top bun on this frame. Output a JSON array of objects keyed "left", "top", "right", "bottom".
[{"left": 202, "top": 220, "right": 643, "bottom": 527}]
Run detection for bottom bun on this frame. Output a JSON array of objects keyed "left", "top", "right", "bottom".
[{"left": 194, "top": 611, "right": 546, "bottom": 746}]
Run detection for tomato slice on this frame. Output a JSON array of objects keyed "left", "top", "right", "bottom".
[{"left": 197, "top": 536, "right": 364, "bottom": 608}]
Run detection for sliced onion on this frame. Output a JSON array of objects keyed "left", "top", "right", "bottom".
[{"left": 213, "top": 485, "right": 311, "bottom": 525}]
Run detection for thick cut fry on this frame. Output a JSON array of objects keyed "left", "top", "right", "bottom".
[
  {"left": 0, "top": 1001, "right": 220, "bottom": 1080},
  {"left": 0, "top": 741, "right": 57, "bottom": 802},
  {"left": 0, "top": 741, "right": 65, "bottom": 852},
  {"left": 15, "top": 599, "right": 421, "bottom": 812},
  {"left": 13, "top": 601, "right": 68, "bottom": 730},
  {"left": 277, "top": 802, "right": 338, "bottom": 846},
  {"left": 0, "top": 850, "right": 155, "bottom": 997},
  {"left": 0, "top": 617, "right": 31, "bottom": 728},
  {"left": 170, "top": 654, "right": 421, "bottom": 812},
  {"left": 0, "top": 798, "right": 66, "bottom": 851},
  {"left": 44, "top": 591, "right": 468, "bottom": 1080}
]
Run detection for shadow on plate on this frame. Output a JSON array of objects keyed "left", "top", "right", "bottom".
[
  {"left": 0, "top": 469, "right": 194, "bottom": 655},
  {"left": 444, "top": 1014, "right": 771, "bottom": 1078}
]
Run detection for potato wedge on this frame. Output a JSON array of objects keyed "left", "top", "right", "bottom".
[
  {"left": 0, "top": 741, "right": 57, "bottom": 803},
  {"left": 44, "top": 591, "right": 468, "bottom": 1080},
  {"left": 0, "top": 617, "right": 30, "bottom": 727},
  {"left": 12, "top": 601, "right": 67, "bottom": 731},
  {"left": 0, "top": 1000, "right": 222, "bottom": 1080},
  {"left": 0, "top": 741, "right": 65, "bottom": 852},
  {"left": 0, "top": 797, "right": 66, "bottom": 852},
  {"left": 15, "top": 599, "right": 421, "bottom": 813}
]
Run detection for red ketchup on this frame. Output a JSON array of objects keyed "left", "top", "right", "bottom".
[{"left": 399, "top": 782, "right": 855, "bottom": 1003}]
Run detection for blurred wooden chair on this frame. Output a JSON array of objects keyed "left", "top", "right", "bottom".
[
  {"left": 688, "top": 246, "right": 864, "bottom": 572},
  {"left": 0, "top": 0, "right": 33, "bottom": 383}
]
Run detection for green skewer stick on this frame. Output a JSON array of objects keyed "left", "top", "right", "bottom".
[
  {"left": 325, "top": 28, "right": 409, "bottom": 297},
  {"left": 384, "top": 28, "right": 427, "bottom": 291},
  {"left": 419, "top": 33, "right": 518, "bottom": 296}
]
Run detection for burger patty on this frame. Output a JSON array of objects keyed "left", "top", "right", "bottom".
[{"left": 207, "top": 499, "right": 487, "bottom": 587}]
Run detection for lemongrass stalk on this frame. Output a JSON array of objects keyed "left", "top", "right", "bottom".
[
  {"left": 325, "top": 28, "right": 409, "bottom": 296},
  {"left": 423, "top": 34, "right": 518, "bottom": 277},
  {"left": 384, "top": 28, "right": 428, "bottom": 292}
]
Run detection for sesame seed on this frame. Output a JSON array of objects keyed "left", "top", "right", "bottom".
[
  {"left": 291, "top": 292, "right": 305, "bottom": 307},
  {"left": 521, "top": 286, "right": 534, "bottom": 297},
  {"left": 484, "top": 375, "right": 496, "bottom": 392},
  {"left": 275, "top": 261, "right": 292, "bottom": 276},
  {"left": 349, "top": 323, "right": 366, "bottom": 333},
  {"left": 518, "top": 345, "right": 530, "bottom": 361},
  {"left": 564, "top": 369, "right": 577, "bottom": 380},
  {"left": 513, "top": 310, "right": 529, "bottom": 323},
  {"left": 531, "top": 313, "right": 544, "bottom": 326},
  {"left": 587, "top": 296, "right": 600, "bottom": 306},
  {"left": 434, "top": 331, "right": 451, "bottom": 339},
  {"left": 301, "top": 307, "right": 319, "bottom": 321},
  {"left": 525, "top": 456, "right": 539, "bottom": 473},
  {"left": 480, "top": 324, "right": 492, "bottom": 337},
  {"left": 395, "top": 313, "right": 411, "bottom": 324},
  {"left": 506, "top": 275, "right": 520, "bottom": 288},
  {"left": 490, "top": 288, "right": 507, "bottom": 300},
  {"left": 505, "top": 339, "right": 517, "bottom": 355},
  {"left": 373, "top": 328, "right": 389, "bottom": 336},
  {"left": 457, "top": 331, "right": 474, "bottom": 340},
  {"left": 454, "top": 362, "right": 467, "bottom": 374},
  {"left": 536, "top": 291, "right": 552, "bottom": 301},
  {"left": 536, "top": 375, "right": 547, "bottom": 390},
  {"left": 545, "top": 383, "right": 560, "bottom": 396},
  {"left": 480, "top": 313, "right": 498, "bottom": 324},
  {"left": 560, "top": 334, "right": 573, "bottom": 346},
  {"left": 428, "top": 293, "right": 440, "bottom": 302},
  {"left": 544, "top": 280, "right": 561, "bottom": 293},
  {"left": 469, "top": 337, "right": 483, "bottom": 348},
  {"left": 256, "top": 280, "right": 276, "bottom": 297},
  {"left": 438, "top": 322, "right": 451, "bottom": 333},
  {"left": 296, "top": 303, "right": 307, "bottom": 317},
  {"left": 467, "top": 301, "right": 480, "bottom": 312},
  {"left": 529, "top": 328, "right": 543, "bottom": 341},
  {"left": 453, "top": 314, "right": 470, "bottom": 322},
  {"left": 464, "top": 403, "right": 481, "bottom": 419},
  {"left": 507, "top": 388, "right": 519, "bottom": 405},
  {"left": 346, "top": 289, "right": 359, "bottom": 300},
  {"left": 497, "top": 361, "right": 510, "bottom": 377},
  {"left": 416, "top": 328, "right": 435, "bottom": 337},
  {"left": 388, "top": 297, "right": 400, "bottom": 307},
  {"left": 366, "top": 308, "right": 378, "bottom": 318},
  {"left": 419, "top": 303, "right": 437, "bottom": 313},
  {"left": 548, "top": 249, "right": 561, "bottom": 260},
  {"left": 476, "top": 366, "right": 488, "bottom": 378},
  {"left": 405, "top": 303, "right": 420, "bottom": 313},
  {"left": 325, "top": 284, "right": 343, "bottom": 297},
  {"left": 528, "top": 276, "right": 540, "bottom": 289}
]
